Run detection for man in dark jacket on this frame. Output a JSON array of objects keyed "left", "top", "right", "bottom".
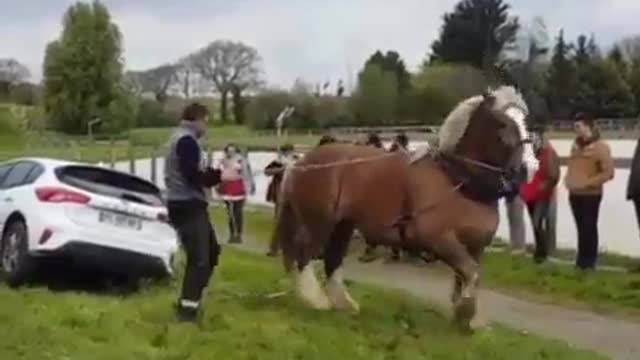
[
  {"left": 164, "top": 103, "right": 222, "bottom": 322},
  {"left": 627, "top": 138, "right": 640, "bottom": 271}
]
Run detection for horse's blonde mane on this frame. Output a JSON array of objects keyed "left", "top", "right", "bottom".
[{"left": 438, "top": 86, "right": 528, "bottom": 152}]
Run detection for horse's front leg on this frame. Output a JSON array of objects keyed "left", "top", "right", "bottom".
[{"left": 430, "top": 232, "right": 480, "bottom": 332}]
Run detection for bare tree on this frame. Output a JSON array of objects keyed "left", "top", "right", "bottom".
[
  {"left": 619, "top": 35, "right": 640, "bottom": 60},
  {"left": 188, "top": 40, "right": 262, "bottom": 123},
  {"left": 0, "top": 58, "right": 31, "bottom": 97},
  {"left": 126, "top": 64, "right": 177, "bottom": 103},
  {"left": 0, "top": 58, "right": 31, "bottom": 84}
]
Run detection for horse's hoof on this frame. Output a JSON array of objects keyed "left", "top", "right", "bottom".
[
  {"left": 300, "top": 293, "right": 332, "bottom": 311},
  {"left": 326, "top": 284, "right": 360, "bottom": 313},
  {"left": 453, "top": 297, "right": 477, "bottom": 333},
  {"left": 331, "top": 296, "right": 360, "bottom": 314}
]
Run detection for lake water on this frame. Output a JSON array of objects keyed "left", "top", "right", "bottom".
[{"left": 115, "top": 139, "right": 640, "bottom": 257}]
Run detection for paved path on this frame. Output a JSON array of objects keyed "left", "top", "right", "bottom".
[{"left": 232, "top": 242, "right": 640, "bottom": 360}]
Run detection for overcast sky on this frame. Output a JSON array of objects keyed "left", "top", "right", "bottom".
[{"left": 2, "top": 0, "right": 639, "bottom": 89}]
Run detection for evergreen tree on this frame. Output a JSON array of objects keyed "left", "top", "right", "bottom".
[
  {"left": 430, "top": 0, "right": 519, "bottom": 69},
  {"left": 545, "top": 30, "right": 578, "bottom": 118},
  {"left": 364, "top": 50, "right": 411, "bottom": 93},
  {"left": 608, "top": 45, "right": 627, "bottom": 76}
]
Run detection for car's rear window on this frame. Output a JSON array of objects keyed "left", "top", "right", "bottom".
[{"left": 55, "top": 165, "right": 164, "bottom": 207}]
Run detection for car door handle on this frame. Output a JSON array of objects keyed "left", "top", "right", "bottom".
[{"left": 3, "top": 197, "right": 12, "bottom": 203}]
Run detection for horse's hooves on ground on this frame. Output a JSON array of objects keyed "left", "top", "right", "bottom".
[
  {"left": 302, "top": 296, "right": 332, "bottom": 311},
  {"left": 453, "top": 297, "right": 477, "bottom": 334}
]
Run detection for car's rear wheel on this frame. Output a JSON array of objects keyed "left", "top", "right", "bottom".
[{"left": 2, "top": 221, "right": 36, "bottom": 288}]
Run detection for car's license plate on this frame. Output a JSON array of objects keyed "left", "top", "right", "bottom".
[{"left": 98, "top": 211, "right": 142, "bottom": 230}]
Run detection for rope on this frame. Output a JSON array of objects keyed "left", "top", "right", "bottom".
[{"left": 249, "top": 151, "right": 402, "bottom": 177}]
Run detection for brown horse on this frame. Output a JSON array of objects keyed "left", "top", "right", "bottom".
[{"left": 274, "top": 86, "right": 538, "bottom": 331}]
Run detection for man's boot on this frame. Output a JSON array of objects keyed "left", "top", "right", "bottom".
[{"left": 175, "top": 300, "right": 200, "bottom": 323}]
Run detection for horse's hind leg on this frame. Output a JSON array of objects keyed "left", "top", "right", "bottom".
[
  {"left": 324, "top": 221, "right": 359, "bottom": 313},
  {"left": 295, "top": 223, "right": 332, "bottom": 311}
]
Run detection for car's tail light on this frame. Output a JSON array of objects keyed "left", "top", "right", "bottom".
[{"left": 35, "top": 187, "right": 91, "bottom": 204}]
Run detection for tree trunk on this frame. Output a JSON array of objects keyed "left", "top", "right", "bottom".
[
  {"left": 232, "top": 87, "right": 245, "bottom": 124},
  {"left": 220, "top": 90, "right": 229, "bottom": 123}
]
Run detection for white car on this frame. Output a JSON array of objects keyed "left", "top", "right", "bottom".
[{"left": 0, "top": 157, "right": 179, "bottom": 287}]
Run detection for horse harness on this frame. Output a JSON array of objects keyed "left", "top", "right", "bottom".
[{"left": 389, "top": 149, "right": 513, "bottom": 244}]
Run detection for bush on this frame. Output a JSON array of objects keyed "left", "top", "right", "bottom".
[
  {"left": 106, "top": 91, "right": 138, "bottom": 134},
  {"left": 135, "top": 99, "right": 178, "bottom": 128},
  {"left": 8, "top": 83, "right": 41, "bottom": 106},
  {"left": 401, "top": 86, "right": 458, "bottom": 125},
  {"left": 350, "top": 64, "right": 398, "bottom": 126},
  {"left": 246, "top": 90, "right": 291, "bottom": 130},
  {"left": 247, "top": 90, "right": 353, "bottom": 130},
  {"left": 0, "top": 105, "right": 25, "bottom": 148}
]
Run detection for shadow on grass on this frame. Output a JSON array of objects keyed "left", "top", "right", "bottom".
[{"left": 11, "top": 261, "right": 171, "bottom": 297}]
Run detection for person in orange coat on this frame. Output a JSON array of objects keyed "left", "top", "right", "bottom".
[{"left": 520, "top": 125, "right": 560, "bottom": 264}]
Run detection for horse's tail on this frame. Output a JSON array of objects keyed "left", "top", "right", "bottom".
[
  {"left": 275, "top": 196, "right": 298, "bottom": 273},
  {"left": 273, "top": 167, "right": 299, "bottom": 273}
]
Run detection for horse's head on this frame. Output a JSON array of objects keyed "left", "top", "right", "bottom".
[{"left": 438, "top": 86, "right": 539, "bottom": 188}]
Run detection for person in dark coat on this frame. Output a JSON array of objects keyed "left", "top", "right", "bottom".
[
  {"left": 265, "top": 144, "right": 299, "bottom": 256},
  {"left": 164, "top": 103, "right": 222, "bottom": 322},
  {"left": 627, "top": 137, "right": 640, "bottom": 271}
]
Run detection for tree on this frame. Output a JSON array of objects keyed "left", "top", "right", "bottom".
[
  {"left": 572, "top": 60, "right": 636, "bottom": 118},
  {"left": 350, "top": 64, "right": 398, "bottom": 126},
  {"left": 500, "top": 17, "right": 551, "bottom": 123},
  {"left": 619, "top": 35, "right": 640, "bottom": 60},
  {"left": 364, "top": 50, "right": 411, "bottom": 93},
  {"left": 126, "top": 64, "right": 177, "bottom": 103},
  {"left": 574, "top": 35, "right": 590, "bottom": 66},
  {"left": 0, "top": 58, "right": 30, "bottom": 84},
  {"left": 43, "top": 1, "right": 125, "bottom": 134},
  {"left": 608, "top": 45, "right": 627, "bottom": 76},
  {"left": 430, "top": 0, "right": 519, "bottom": 69},
  {"left": 188, "top": 40, "right": 263, "bottom": 123},
  {"left": 628, "top": 59, "right": 640, "bottom": 114},
  {"left": 587, "top": 34, "right": 602, "bottom": 61},
  {"left": 0, "top": 59, "right": 31, "bottom": 98},
  {"left": 545, "top": 30, "right": 578, "bottom": 118}
]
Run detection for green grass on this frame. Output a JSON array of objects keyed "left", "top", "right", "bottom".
[
  {"left": 130, "top": 126, "right": 321, "bottom": 150},
  {"left": 229, "top": 206, "right": 640, "bottom": 320},
  {"left": 481, "top": 252, "right": 640, "bottom": 318},
  {"left": 0, "top": 249, "right": 607, "bottom": 359},
  {"left": 491, "top": 240, "right": 640, "bottom": 270},
  {"left": 0, "top": 125, "right": 321, "bottom": 163}
]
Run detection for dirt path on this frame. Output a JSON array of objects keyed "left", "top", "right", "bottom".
[{"left": 232, "top": 242, "right": 640, "bottom": 360}]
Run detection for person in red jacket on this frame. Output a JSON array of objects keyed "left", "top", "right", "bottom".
[{"left": 520, "top": 125, "right": 560, "bottom": 264}]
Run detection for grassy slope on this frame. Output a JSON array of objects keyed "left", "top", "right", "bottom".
[
  {"left": 218, "top": 206, "right": 640, "bottom": 319},
  {"left": 0, "top": 250, "right": 606, "bottom": 359}
]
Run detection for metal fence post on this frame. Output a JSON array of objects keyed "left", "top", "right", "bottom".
[
  {"left": 128, "top": 142, "right": 135, "bottom": 175},
  {"left": 109, "top": 136, "right": 116, "bottom": 169},
  {"left": 150, "top": 146, "right": 157, "bottom": 185}
]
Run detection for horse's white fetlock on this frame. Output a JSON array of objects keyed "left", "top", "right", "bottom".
[
  {"left": 296, "top": 264, "right": 331, "bottom": 310},
  {"left": 326, "top": 267, "right": 360, "bottom": 313}
]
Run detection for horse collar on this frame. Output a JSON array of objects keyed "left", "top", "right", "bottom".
[{"left": 436, "top": 153, "right": 502, "bottom": 205}]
